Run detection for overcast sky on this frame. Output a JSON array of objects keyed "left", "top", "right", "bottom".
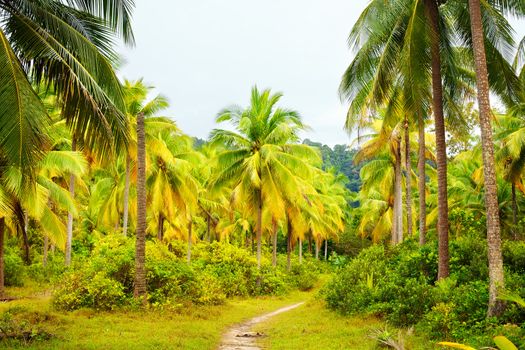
[{"left": 117, "top": 1, "right": 525, "bottom": 147}]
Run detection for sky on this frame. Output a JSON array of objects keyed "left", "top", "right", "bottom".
[{"left": 117, "top": 0, "right": 525, "bottom": 147}]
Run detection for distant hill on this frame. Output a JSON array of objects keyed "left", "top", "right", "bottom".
[{"left": 302, "top": 139, "right": 361, "bottom": 192}]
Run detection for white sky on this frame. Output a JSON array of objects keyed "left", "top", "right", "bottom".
[{"left": 117, "top": 0, "right": 525, "bottom": 147}]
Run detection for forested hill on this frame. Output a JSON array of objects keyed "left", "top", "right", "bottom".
[{"left": 302, "top": 139, "right": 361, "bottom": 192}]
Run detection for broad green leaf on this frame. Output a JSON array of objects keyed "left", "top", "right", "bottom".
[
  {"left": 437, "top": 341, "right": 477, "bottom": 350},
  {"left": 494, "top": 336, "right": 518, "bottom": 350}
]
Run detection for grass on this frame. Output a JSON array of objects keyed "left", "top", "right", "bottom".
[
  {"left": 0, "top": 287, "right": 311, "bottom": 350},
  {"left": 252, "top": 297, "right": 435, "bottom": 350},
  {"left": 0, "top": 276, "right": 435, "bottom": 349}
]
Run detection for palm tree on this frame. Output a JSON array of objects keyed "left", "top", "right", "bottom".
[
  {"left": 146, "top": 121, "right": 199, "bottom": 262},
  {"left": 211, "top": 86, "right": 315, "bottom": 269},
  {"left": 353, "top": 118, "right": 404, "bottom": 243},
  {"left": 343, "top": 0, "right": 518, "bottom": 277},
  {"left": 134, "top": 110, "right": 146, "bottom": 301},
  {"left": 122, "top": 79, "right": 169, "bottom": 237},
  {"left": 467, "top": 0, "right": 506, "bottom": 317},
  {"left": 0, "top": 0, "right": 133, "bottom": 180},
  {"left": 494, "top": 115, "right": 525, "bottom": 239}
]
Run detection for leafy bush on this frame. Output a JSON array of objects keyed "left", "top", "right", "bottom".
[
  {"left": 503, "top": 241, "right": 525, "bottom": 274},
  {"left": 325, "top": 236, "right": 525, "bottom": 346},
  {"left": 52, "top": 271, "right": 126, "bottom": 311},
  {"left": 52, "top": 238, "right": 316, "bottom": 310},
  {"left": 287, "top": 260, "right": 319, "bottom": 291},
  {"left": 4, "top": 246, "right": 26, "bottom": 287}
]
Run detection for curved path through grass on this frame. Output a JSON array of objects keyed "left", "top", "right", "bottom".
[{"left": 218, "top": 302, "right": 305, "bottom": 350}]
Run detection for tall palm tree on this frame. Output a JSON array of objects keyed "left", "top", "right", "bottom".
[
  {"left": 211, "top": 86, "right": 315, "bottom": 269},
  {"left": 343, "top": 0, "right": 518, "bottom": 277},
  {"left": 122, "top": 79, "right": 169, "bottom": 237},
  {"left": 134, "top": 110, "right": 146, "bottom": 301},
  {"left": 467, "top": 0, "right": 506, "bottom": 317}
]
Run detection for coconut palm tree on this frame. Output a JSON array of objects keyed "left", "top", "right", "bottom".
[
  {"left": 0, "top": 0, "right": 133, "bottom": 181},
  {"left": 343, "top": 0, "right": 519, "bottom": 279},
  {"left": 210, "top": 86, "right": 316, "bottom": 269},
  {"left": 466, "top": 0, "right": 511, "bottom": 317},
  {"left": 122, "top": 79, "right": 169, "bottom": 237}
]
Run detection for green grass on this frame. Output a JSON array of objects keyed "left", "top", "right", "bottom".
[
  {"left": 252, "top": 298, "right": 435, "bottom": 350},
  {"left": 0, "top": 276, "right": 434, "bottom": 349},
  {"left": 0, "top": 288, "right": 311, "bottom": 350}
]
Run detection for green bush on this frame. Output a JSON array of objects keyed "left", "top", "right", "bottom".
[
  {"left": 53, "top": 271, "right": 126, "bottom": 311},
  {"left": 287, "top": 260, "right": 319, "bottom": 291},
  {"left": 503, "top": 241, "right": 525, "bottom": 274},
  {"left": 4, "top": 246, "right": 26, "bottom": 287},
  {"left": 52, "top": 238, "right": 317, "bottom": 310},
  {"left": 325, "top": 236, "right": 525, "bottom": 346}
]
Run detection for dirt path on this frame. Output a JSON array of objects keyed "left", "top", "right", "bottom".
[{"left": 218, "top": 302, "right": 305, "bottom": 350}]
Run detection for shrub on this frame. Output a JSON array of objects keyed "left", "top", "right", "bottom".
[
  {"left": 503, "top": 241, "right": 525, "bottom": 274},
  {"left": 4, "top": 246, "right": 26, "bottom": 287},
  {"left": 287, "top": 261, "right": 319, "bottom": 291},
  {"left": 53, "top": 271, "right": 126, "bottom": 311}
]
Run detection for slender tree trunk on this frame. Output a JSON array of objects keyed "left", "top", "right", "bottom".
[
  {"left": 21, "top": 219, "right": 30, "bottom": 265},
  {"left": 468, "top": 0, "right": 505, "bottom": 317},
  {"left": 287, "top": 219, "right": 292, "bottom": 271},
  {"left": 512, "top": 183, "right": 518, "bottom": 240},
  {"left": 272, "top": 218, "right": 278, "bottom": 267},
  {"left": 418, "top": 113, "right": 427, "bottom": 245},
  {"left": 405, "top": 116, "right": 414, "bottom": 237},
  {"left": 393, "top": 146, "right": 403, "bottom": 244},
  {"left": 157, "top": 214, "right": 164, "bottom": 241},
  {"left": 0, "top": 218, "right": 5, "bottom": 298},
  {"left": 299, "top": 238, "right": 303, "bottom": 264},
  {"left": 45, "top": 200, "right": 52, "bottom": 267},
  {"left": 324, "top": 239, "right": 328, "bottom": 260},
  {"left": 134, "top": 112, "right": 147, "bottom": 301},
  {"left": 122, "top": 154, "right": 131, "bottom": 237},
  {"left": 206, "top": 214, "right": 211, "bottom": 242},
  {"left": 43, "top": 234, "right": 48, "bottom": 268},
  {"left": 256, "top": 190, "right": 263, "bottom": 269},
  {"left": 187, "top": 218, "right": 192, "bottom": 264},
  {"left": 425, "top": 0, "right": 449, "bottom": 279},
  {"left": 65, "top": 138, "right": 76, "bottom": 266},
  {"left": 245, "top": 232, "right": 250, "bottom": 248},
  {"left": 315, "top": 240, "right": 319, "bottom": 260}
]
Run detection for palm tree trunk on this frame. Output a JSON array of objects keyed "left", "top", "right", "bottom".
[
  {"left": 21, "top": 217, "right": 30, "bottom": 265},
  {"left": 468, "top": 0, "right": 505, "bottom": 317},
  {"left": 157, "top": 214, "right": 164, "bottom": 241},
  {"left": 65, "top": 138, "right": 76, "bottom": 266},
  {"left": 393, "top": 145, "right": 403, "bottom": 244},
  {"left": 0, "top": 218, "right": 4, "bottom": 298},
  {"left": 122, "top": 154, "right": 131, "bottom": 237},
  {"left": 134, "top": 112, "right": 147, "bottom": 301},
  {"left": 512, "top": 183, "right": 518, "bottom": 240},
  {"left": 287, "top": 219, "right": 292, "bottom": 271},
  {"left": 299, "top": 238, "right": 303, "bottom": 264},
  {"left": 324, "top": 239, "right": 328, "bottom": 260},
  {"left": 418, "top": 112, "right": 427, "bottom": 245},
  {"left": 206, "top": 214, "right": 211, "bottom": 242},
  {"left": 425, "top": 0, "right": 449, "bottom": 279},
  {"left": 43, "top": 234, "right": 48, "bottom": 268},
  {"left": 405, "top": 117, "right": 414, "bottom": 237},
  {"left": 256, "top": 190, "right": 263, "bottom": 269},
  {"left": 187, "top": 218, "right": 192, "bottom": 264},
  {"left": 315, "top": 240, "right": 319, "bottom": 260},
  {"left": 272, "top": 218, "right": 278, "bottom": 267}
]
